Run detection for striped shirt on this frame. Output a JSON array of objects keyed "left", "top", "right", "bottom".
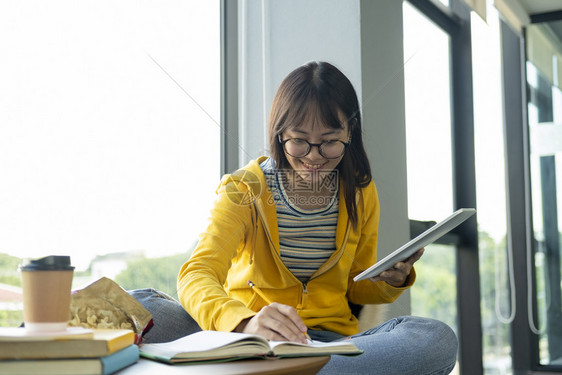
[{"left": 260, "top": 158, "right": 338, "bottom": 283}]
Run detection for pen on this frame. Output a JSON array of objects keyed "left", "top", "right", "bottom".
[
  {"left": 247, "top": 280, "right": 273, "bottom": 304},
  {"left": 247, "top": 280, "right": 312, "bottom": 341}
]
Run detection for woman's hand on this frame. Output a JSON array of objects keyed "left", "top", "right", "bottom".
[
  {"left": 369, "top": 248, "right": 424, "bottom": 287},
  {"left": 234, "top": 303, "right": 308, "bottom": 343}
]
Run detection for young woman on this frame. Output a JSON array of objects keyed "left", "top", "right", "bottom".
[{"left": 136, "top": 61, "right": 458, "bottom": 374}]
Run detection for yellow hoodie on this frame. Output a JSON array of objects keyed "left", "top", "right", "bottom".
[{"left": 177, "top": 156, "right": 414, "bottom": 336}]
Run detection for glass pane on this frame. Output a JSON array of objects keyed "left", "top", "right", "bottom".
[
  {"left": 0, "top": 0, "right": 220, "bottom": 326},
  {"left": 410, "top": 243, "right": 457, "bottom": 331},
  {"left": 403, "top": 2, "right": 454, "bottom": 220},
  {"left": 471, "top": 8, "right": 512, "bottom": 375},
  {"left": 403, "top": 3, "right": 457, "bottom": 373},
  {"left": 526, "top": 20, "right": 562, "bottom": 366}
]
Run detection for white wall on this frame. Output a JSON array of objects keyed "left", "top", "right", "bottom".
[
  {"left": 238, "top": 0, "right": 361, "bottom": 164},
  {"left": 360, "top": 0, "right": 411, "bottom": 319}
]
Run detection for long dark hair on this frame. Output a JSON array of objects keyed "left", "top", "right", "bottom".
[{"left": 268, "top": 61, "right": 372, "bottom": 228}]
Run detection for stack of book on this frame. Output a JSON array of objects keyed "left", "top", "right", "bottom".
[{"left": 0, "top": 327, "right": 138, "bottom": 375}]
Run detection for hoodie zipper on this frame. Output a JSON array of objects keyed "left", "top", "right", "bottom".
[
  {"left": 253, "top": 183, "right": 353, "bottom": 310},
  {"left": 297, "top": 283, "right": 308, "bottom": 310},
  {"left": 295, "top": 220, "right": 351, "bottom": 310}
]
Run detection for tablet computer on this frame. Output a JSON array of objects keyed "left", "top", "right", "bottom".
[{"left": 353, "top": 208, "right": 476, "bottom": 282}]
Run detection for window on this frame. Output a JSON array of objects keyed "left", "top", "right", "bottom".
[
  {"left": 0, "top": 0, "right": 220, "bottom": 325},
  {"left": 471, "top": 7, "right": 512, "bottom": 374},
  {"left": 404, "top": 1, "right": 492, "bottom": 374},
  {"left": 526, "top": 20, "right": 562, "bottom": 367},
  {"left": 403, "top": 0, "right": 458, "bottom": 359}
]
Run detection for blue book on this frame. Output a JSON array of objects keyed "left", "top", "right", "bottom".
[{"left": 0, "top": 344, "right": 139, "bottom": 375}]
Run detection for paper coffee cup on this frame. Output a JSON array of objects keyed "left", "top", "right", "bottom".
[{"left": 19, "top": 255, "right": 75, "bottom": 332}]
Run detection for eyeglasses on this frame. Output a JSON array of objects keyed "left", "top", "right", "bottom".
[{"left": 278, "top": 136, "right": 351, "bottom": 159}]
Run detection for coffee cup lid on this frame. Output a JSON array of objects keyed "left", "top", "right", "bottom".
[{"left": 19, "top": 255, "right": 75, "bottom": 271}]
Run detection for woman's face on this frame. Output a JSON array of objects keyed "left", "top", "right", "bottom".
[{"left": 280, "top": 118, "right": 349, "bottom": 185}]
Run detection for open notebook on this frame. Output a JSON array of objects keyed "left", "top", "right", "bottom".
[{"left": 140, "top": 330, "right": 362, "bottom": 364}]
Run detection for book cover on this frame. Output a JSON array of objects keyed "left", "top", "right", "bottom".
[
  {"left": 0, "top": 344, "right": 139, "bottom": 375},
  {"left": 139, "top": 330, "right": 362, "bottom": 364},
  {"left": 0, "top": 328, "right": 135, "bottom": 360},
  {"left": 0, "top": 327, "right": 94, "bottom": 342}
]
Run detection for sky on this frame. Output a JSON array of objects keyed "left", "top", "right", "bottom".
[{"left": 0, "top": 1, "right": 220, "bottom": 270}]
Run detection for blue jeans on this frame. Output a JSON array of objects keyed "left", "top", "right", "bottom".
[
  {"left": 309, "top": 316, "right": 458, "bottom": 375},
  {"left": 129, "top": 288, "right": 201, "bottom": 343},
  {"left": 129, "top": 289, "right": 457, "bottom": 374}
]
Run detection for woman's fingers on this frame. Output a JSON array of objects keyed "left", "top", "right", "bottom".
[
  {"left": 272, "top": 303, "right": 308, "bottom": 333},
  {"left": 242, "top": 303, "right": 308, "bottom": 343},
  {"left": 408, "top": 248, "right": 425, "bottom": 264},
  {"left": 370, "top": 248, "right": 425, "bottom": 287}
]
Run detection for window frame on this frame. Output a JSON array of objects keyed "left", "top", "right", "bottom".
[
  {"left": 220, "top": 0, "right": 239, "bottom": 175},
  {"left": 406, "top": 1, "right": 482, "bottom": 374},
  {"left": 516, "top": 10, "right": 562, "bottom": 373}
]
